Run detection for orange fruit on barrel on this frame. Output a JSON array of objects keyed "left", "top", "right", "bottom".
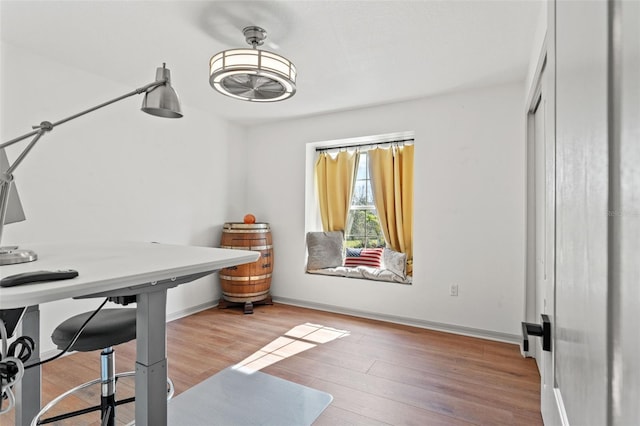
[{"left": 243, "top": 214, "right": 256, "bottom": 224}]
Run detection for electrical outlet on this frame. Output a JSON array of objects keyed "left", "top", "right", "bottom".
[{"left": 450, "top": 284, "right": 459, "bottom": 296}]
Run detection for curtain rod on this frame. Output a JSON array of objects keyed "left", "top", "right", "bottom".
[{"left": 315, "top": 138, "right": 414, "bottom": 152}]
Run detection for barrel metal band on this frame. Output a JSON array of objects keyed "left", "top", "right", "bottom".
[
  {"left": 223, "top": 223, "right": 270, "bottom": 229},
  {"left": 219, "top": 273, "right": 272, "bottom": 281},
  {"left": 220, "top": 245, "right": 272, "bottom": 251},
  {"left": 222, "top": 229, "right": 270, "bottom": 233},
  {"left": 222, "top": 294, "right": 269, "bottom": 303}
]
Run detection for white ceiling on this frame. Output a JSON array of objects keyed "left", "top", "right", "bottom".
[{"left": 1, "top": 0, "right": 543, "bottom": 126}]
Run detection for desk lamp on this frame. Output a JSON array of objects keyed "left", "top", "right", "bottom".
[{"left": 0, "top": 63, "right": 183, "bottom": 266}]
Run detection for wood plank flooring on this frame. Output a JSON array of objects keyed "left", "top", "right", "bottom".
[{"left": 1, "top": 303, "right": 542, "bottom": 425}]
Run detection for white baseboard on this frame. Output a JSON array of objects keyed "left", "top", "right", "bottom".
[
  {"left": 273, "top": 296, "right": 521, "bottom": 345},
  {"left": 40, "top": 348, "right": 71, "bottom": 361},
  {"left": 166, "top": 301, "right": 218, "bottom": 323}
]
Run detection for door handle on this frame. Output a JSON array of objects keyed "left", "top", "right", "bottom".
[{"left": 522, "top": 314, "right": 551, "bottom": 352}]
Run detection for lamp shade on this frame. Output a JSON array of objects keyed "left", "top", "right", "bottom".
[{"left": 141, "top": 66, "right": 183, "bottom": 118}]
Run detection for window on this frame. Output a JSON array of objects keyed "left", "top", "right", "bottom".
[
  {"left": 305, "top": 131, "right": 415, "bottom": 282},
  {"left": 346, "top": 152, "right": 385, "bottom": 248}
]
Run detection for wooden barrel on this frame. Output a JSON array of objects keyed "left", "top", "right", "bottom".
[{"left": 219, "top": 223, "right": 273, "bottom": 303}]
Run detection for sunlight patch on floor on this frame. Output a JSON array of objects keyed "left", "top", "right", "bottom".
[{"left": 233, "top": 323, "right": 349, "bottom": 374}]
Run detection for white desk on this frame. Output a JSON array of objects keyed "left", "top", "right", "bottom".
[{"left": 0, "top": 241, "right": 259, "bottom": 426}]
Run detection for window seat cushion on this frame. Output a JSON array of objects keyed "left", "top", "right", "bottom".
[{"left": 306, "top": 265, "right": 412, "bottom": 284}]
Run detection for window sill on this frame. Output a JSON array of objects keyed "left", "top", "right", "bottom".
[{"left": 306, "top": 265, "right": 411, "bottom": 284}]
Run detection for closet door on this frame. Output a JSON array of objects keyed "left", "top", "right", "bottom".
[
  {"left": 554, "top": 0, "right": 609, "bottom": 423},
  {"left": 613, "top": 1, "right": 640, "bottom": 424},
  {"left": 550, "top": 0, "right": 640, "bottom": 424}
]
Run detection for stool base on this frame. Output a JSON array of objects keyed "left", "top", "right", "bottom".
[{"left": 31, "top": 372, "right": 174, "bottom": 425}]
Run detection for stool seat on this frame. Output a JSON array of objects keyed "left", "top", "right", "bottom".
[
  {"left": 35, "top": 307, "right": 172, "bottom": 426},
  {"left": 52, "top": 308, "right": 136, "bottom": 352}
]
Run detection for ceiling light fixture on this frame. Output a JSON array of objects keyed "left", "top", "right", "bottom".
[{"left": 209, "top": 26, "right": 297, "bottom": 102}]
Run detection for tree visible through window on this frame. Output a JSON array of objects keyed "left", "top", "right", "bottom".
[{"left": 346, "top": 152, "right": 385, "bottom": 248}]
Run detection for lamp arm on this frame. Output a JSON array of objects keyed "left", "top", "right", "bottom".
[
  {"left": 48, "top": 79, "right": 166, "bottom": 128},
  {"left": 0, "top": 79, "right": 167, "bottom": 173},
  {"left": 0, "top": 78, "right": 167, "bottom": 247}
]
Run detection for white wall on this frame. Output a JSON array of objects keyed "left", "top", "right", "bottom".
[
  {"left": 1, "top": 43, "right": 246, "bottom": 353},
  {"left": 245, "top": 82, "right": 526, "bottom": 339}
]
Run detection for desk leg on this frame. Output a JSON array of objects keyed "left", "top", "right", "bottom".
[
  {"left": 135, "top": 290, "right": 168, "bottom": 426},
  {"left": 14, "top": 305, "right": 41, "bottom": 426}
]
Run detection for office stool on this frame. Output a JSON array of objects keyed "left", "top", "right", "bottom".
[{"left": 31, "top": 308, "right": 174, "bottom": 426}]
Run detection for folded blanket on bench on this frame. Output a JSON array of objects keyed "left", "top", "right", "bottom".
[{"left": 306, "top": 265, "right": 411, "bottom": 284}]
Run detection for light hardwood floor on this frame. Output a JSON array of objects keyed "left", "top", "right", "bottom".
[{"left": 2, "top": 303, "right": 542, "bottom": 425}]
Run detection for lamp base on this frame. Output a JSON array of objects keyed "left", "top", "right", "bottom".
[{"left": 0, "top": 246, "right": 38, "bottom": 266}]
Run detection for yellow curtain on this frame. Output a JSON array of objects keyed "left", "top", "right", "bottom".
[
  {"left": 368, "top": 144, "right": 414, "bottom": 275},
  {"left": 315, "top": 150, "right": 359, "bottom": 232}
]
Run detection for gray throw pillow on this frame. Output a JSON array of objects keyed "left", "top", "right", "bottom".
[
  {"left": 383, "top": 248, "right": 407, "bottom": 278},
  {"left": 306, "top": 231, "right": 344, "bottom": 270}
]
